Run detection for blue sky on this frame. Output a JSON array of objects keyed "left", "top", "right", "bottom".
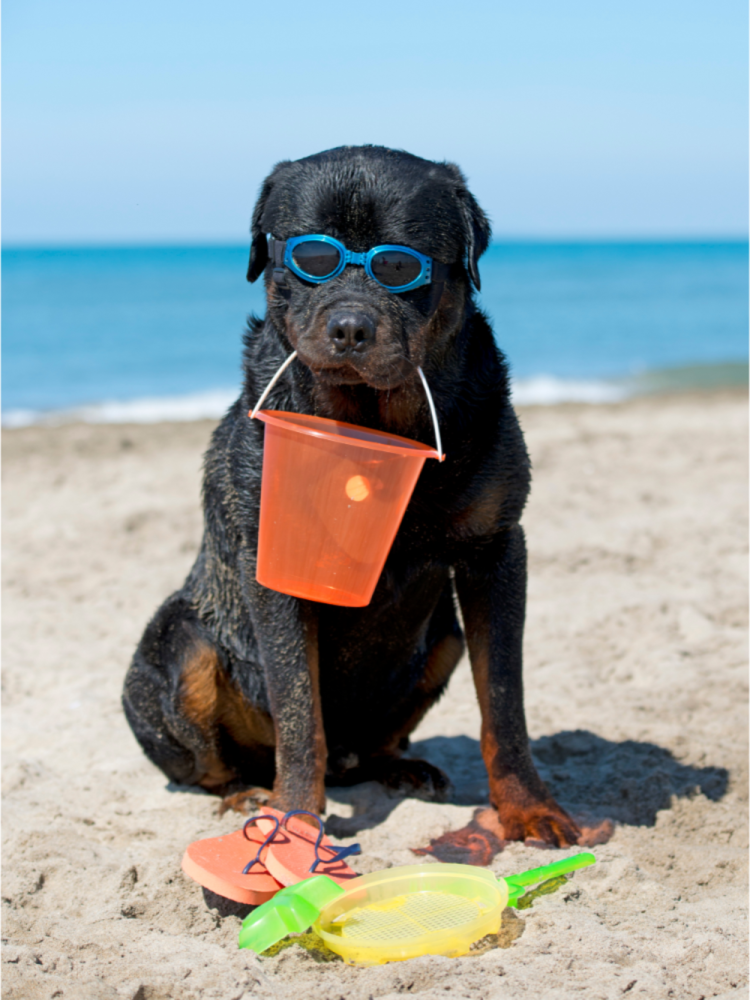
[{"left": 3, "top": 0, "right": 747, "bottom": 244}]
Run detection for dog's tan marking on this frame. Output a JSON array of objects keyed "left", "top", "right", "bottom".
[
  {"left": 467, "top": 636, "right": 580, "bottom": 846},
  {"left": 379, "top": 632, "right": 465, "bottom": 754},
  {"left": 196, "top": 756, "right": 236, "bottom": 790},
  {"left": 180, "top": 641, "right": 276, "bottom": 791},
  {"left": 467, "top": 639, "right": 501, "bottom": 781},
  {"left": 454, "top": 490, "right": 505, "bottom": 537},
  {"left": 220, "top": 685, "right": 275, "bottom": 749},
  {"left": 218, "top": 787, "right": 272, "bottom": 816},
  {"left": 181, "top": 641, "right": 275, "bottom": 749},
  {"left": 180, "top": 643, "right": 233, "bottom": 788},
  {"left": 421, "top": 632, "right": 465, "bottom": 693},
  {"left": 180, "top": 643, "right": 220, "bottom": 732}
]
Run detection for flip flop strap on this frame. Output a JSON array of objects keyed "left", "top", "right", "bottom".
[
  {"left": 241, "top": 814, "right": 280, "bottom": 874},
  {"left": 281, "top": 809, "right": 362, "bottom": 873}
]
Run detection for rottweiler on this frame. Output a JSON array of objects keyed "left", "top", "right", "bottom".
[{"left": 123, "top": 145, "right": 580, "bottom": 846}]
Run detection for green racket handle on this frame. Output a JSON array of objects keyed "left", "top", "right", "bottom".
[{"left": 503, "top": 851, "right": 596, "bottom": 905}]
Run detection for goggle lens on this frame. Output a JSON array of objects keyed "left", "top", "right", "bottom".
[
  {"left": 370, "top": 250, "right": 422, "bottom": 288},
  {"left": 291, "top": 240, "right": 342, "bottom": 278}
]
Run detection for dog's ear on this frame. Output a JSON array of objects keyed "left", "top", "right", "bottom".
[
  {"left": 246, "top": 175, "right": 274, "bottom": 283},
  {"left": 457, "top": 187, "right": 491, "bottom": 292},
  {"left": 443, "top": 163, "right": 491, "bottom": 291},
  {"left": 247, "top": 161, "right": 293, "bottom": 283}
]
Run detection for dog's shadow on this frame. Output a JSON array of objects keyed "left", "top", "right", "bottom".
[
  {"left": 528, "top": 729, "right": 728, "bottom": 826},
  {"left": 325, "top": 729, "right": 729, "bottom": 837}
]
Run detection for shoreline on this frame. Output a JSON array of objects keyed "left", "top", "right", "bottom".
[
  {"left": 3, "top": 363, "right": 747, "bottom": 429},
  {"left": 2, "top": 384, "right": 746, "bottom": 453}
]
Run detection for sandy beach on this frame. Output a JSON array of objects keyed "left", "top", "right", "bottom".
[{"left": 2, "top": 389, "right": 747, "bottom": 1000}]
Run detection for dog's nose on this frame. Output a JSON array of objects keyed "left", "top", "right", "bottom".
[{"left": 327, "top": 311, "right": 376, "bottom": 354}]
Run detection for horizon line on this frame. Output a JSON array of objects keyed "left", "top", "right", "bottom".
[{"left": 3, "top": 234, "right": 748, "bottom": 252}]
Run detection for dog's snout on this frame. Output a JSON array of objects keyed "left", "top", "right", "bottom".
[{"left": 327, "top": 311, "right": 376, "bottom": 355}]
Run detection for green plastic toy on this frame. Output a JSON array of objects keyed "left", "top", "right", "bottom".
[
  {"left": 238, "top": 874, "right": 344, "bottom": 953},
  {"left": 239, "top": 852, "right": 596, "bottom": 963},
  {"left": 503, "top": 853, "right": 596, "bottom": 905}
]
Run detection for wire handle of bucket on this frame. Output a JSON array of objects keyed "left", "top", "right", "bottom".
[{"left": 250, "top": 350, "right": 444, "bottom": 460}]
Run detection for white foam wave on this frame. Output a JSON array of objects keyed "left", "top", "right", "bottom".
[
  {"left": 2, "top": 388, "right": 240, "bottom": 428},
  {"left": 3, "top": 376, "right": 631, "bottom": 428},
  {"left": 510, "top": 375, "right": 628, "bottom": 406}
]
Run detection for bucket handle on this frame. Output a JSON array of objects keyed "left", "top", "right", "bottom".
[{"left": 250, "top": 350, "right": 444, "bottom": 460}]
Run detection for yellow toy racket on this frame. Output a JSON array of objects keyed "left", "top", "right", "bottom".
[{"left": 239, "top": 853, "right": 596, "bottom": 965}]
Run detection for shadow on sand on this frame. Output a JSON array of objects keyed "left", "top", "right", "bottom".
[{"left": 324, "top": 729, "right": 729, "bottom": 839}]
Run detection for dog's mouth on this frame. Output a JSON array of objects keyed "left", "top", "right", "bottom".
[
  {"left": 308, "top": 362, "right": 368, "bottom": 386},
  {"left": 298, "top": 352, "right": 415, "bottom": 391}
]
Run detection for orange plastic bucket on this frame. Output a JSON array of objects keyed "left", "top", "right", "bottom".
[{"left": 250, "top": 354, "right": 443, "bottom": 607}]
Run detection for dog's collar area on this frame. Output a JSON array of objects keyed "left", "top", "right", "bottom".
[{"left": 267, "top": 236, "right": 450, "bottom": 292}]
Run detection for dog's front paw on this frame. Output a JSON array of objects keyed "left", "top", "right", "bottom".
[
  {"left": 378, "top": 758, "right": 453, "bottom": 803},
  {"left": 217, "top": 786, "right": 272, "bottom": 816},
  {"left": 492, "top": 799, "right": 581, "bottom": 847},
  {"left": 487, "top": 772, "right": 581, "bottom": 847}
]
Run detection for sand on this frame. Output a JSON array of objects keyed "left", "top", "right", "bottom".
[{"left": 2, "top": 389, "right": 748, "bottom": 1000}]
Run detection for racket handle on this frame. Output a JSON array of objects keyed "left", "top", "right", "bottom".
[{"left": 503, "top": 852, "right": 596, "bottom": 894}]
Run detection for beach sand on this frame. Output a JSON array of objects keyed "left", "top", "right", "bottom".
[{"left": 2, "top": 390, "right": 747, "bottom": 1000}]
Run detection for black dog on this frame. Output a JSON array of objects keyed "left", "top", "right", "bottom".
[{"left": 123, "top": 145, "right": 580, "bottom": 846}]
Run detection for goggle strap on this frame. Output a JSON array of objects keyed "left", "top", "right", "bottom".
[
  {"left": 267, "top": 237, "right": 288, "bottom": 286},
  {"left": 267, "top": 237, "right": 286, "bottom": 268}
]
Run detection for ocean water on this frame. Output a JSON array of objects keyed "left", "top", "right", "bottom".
[{"left": 2, "top": 241, "right": 747, "bottom": 425}]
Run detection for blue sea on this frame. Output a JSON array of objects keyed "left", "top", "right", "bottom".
[{"left": 2, "top": 241, "right": 747, "bottom": 425}]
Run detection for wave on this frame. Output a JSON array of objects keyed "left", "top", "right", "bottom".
[
  {"left": 3, "top": 363, "right": 745, "bottom": 428},
  {"left": 510, "top": 376, "right": 627, "bottom": 405},
  {"left": 2, "top": 379, "right": 622, "bottom": 427},
  {"left": 1, "top": 388, "right": 240, "bottom": 428}
]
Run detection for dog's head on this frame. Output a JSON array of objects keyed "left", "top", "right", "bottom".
[{"left": 247, "top": 146, "right": 490, "bottom": 391}]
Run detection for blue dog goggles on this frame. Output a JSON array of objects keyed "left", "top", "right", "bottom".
[{"left": 267, "top": 235, "right": 450, "bottom": 293}]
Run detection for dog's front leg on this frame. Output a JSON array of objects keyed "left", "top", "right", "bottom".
[
  {"left": 250, "top": 587, "right": 327, "bottom": 814},
  {"left": 455, "top": 525, "right": 580, "bottom": 847}
]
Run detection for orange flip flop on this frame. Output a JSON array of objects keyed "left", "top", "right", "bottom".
[
  {"left": 181, "top": 814, "right": 284, "bottom": 905},
  {"left": 257, "top": 809, "right": 361, "bottom": 887}
]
